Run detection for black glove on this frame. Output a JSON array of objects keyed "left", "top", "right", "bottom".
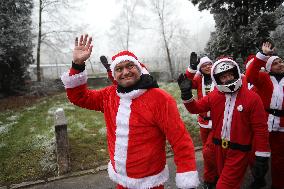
[
  {"left": 190, "top": 52, "right": 198, "bottom": 70},
  {"left": 177, "top": 73, "right": 193, "bottom": 100},
  {"left": 250, "top": 156, "right": 269, "bottom": 189},
  {"left": 100, "top": 55, "right": 110, "bottom": 71}
]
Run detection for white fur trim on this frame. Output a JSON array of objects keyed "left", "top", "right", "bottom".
[
  {"left": 266, "top": 56, "right": 280, "bottom": 72},
  {"left": 198, "top": 121, "right": 212, "bottom": 129},
  {"left": 114, "top": 89, "right": 146, "bottom": 176},
  {"left": 114, "top": 97, "right": 132, "bottom": 175},
  {"left": 108, "top": 162, "right": 169, "bottom": 189},
  {"left": 183, "top": 96, "right": 195, "bottom": 103},
  {"left": 267, "top": 76, "right": 284, "bottom": 132},
  {"left": 255, "top": 151, "right": 271, "bottom": 157},
  {"left": 221, "top": 92, "right": 238, "bottom": 140},
  {"left": 60, "top": 70, "right": 87, "bottom": 89},
  {"left": 187, "top": 66, "right": 197, "bottom": 73},
  {"left": 110, "top": 55, "right": 142, "bottom": 79},
  {"left": 176, "top": 171, "right": 200, "bottom": 189},
  {"left": 117, "top": 89, "right": 147, "bottom": 100},
  {"left": 246, "top": 58, "right": 254, "bottom": 69},
  {"left": 142, "top": 67, "right": 149, "bottom": 74},
  {"left": 256, "top": 52, "right": 269, "bottom": 62}
]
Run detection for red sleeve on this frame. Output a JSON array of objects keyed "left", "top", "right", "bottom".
[
  {"left": 155, "top": 95, "right": 197, "bottom": 173},
  {"left": 107, "top": 70, "right": 117, "bottom": 85},
  {"left": 250, "top": 94, "right": 270, "bottom": 154},
  {"left": 185, "top": 69, "right": 198, "bottom": 89},
  {"left": 245, "top": 53, "right": 267, "bottom": 88},
  {"left": 66, "top": 84, "right": 109, "bottom": 112},
  {"left": 69, "top": 68, "right": 81, "bottom": 76},
  {"left": 184, "top": 95, "right": 211, "bottom": 114}
]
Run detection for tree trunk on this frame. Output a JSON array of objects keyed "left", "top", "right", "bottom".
[
  {"left": 36, "top": 0, "right": 42, "bottom": 82},
  {"left": 161, "top": 24, "right": 173, "bottom": 80}
]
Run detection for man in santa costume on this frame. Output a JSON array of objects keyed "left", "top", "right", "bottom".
[
  {"left": 185, "top": 53, "right": 218, "bottom": 189},
  {"left": 61, "top": 34, "right": 199, "bottom": 189},
  {"left": 178, "top": 57, "right": 270, "bottom": 189},
  {"left": 246, "top": 42, "right": 284, "bottom": 189}
]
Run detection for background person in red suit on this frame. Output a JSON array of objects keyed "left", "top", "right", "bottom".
[
  {"left": 184, "top": 52, "right": 218, "bottom": 189},
  {"left": 178, "top": 58, "right": 271, "bottom": 189},
  {"left": 61, "top": 34, "right": 200, "bottom": 189},
  {"left": 246, "top": 42, "right": 284, "bottom": 189}
]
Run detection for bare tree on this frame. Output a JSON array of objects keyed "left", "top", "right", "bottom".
[
  {"left": 109, "top": 0, "right": 146, "bottom": 51},
  {"left": 147, "top": 0, "right": 177, "bottom": 80},
  {"left": 35, "top": 0, "right": 81, "bottom": 81}
]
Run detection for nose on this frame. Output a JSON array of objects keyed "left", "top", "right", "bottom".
[{"left": 121, "top": 67, "right": 130, "bottom": 75}]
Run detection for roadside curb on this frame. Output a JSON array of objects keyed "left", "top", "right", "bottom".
[{"left": 3, "top": 146, "right": 202, "bottom": 189}]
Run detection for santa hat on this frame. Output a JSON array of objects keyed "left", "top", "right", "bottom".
[
  {"left": 110, "top": 50, "right": 149, "bottom": 79},
  {"left": 196, "top": 56, "right": 213, "bottom": 75},
  {"left": 244, "top": 54, "right": 255, "bottom": 69},
  {"left": 266, "top": 56, "right": 280, "bottom": 72}
]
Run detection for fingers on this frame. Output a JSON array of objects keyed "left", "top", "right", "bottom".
[
  {"left": 79, "top": 35, "right": 84, "bottom": 46},
  {"left": 75, "top": 37, "right": 78, "bottom": 47},
  {"left": 82, "top": 34, "right": 88, "bottom": 46},
  {"left": 85, "top": 36, "right": 92, "bottom": 50}
]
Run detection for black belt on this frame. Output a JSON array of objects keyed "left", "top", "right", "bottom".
[
  {"left": 200, "top": 115, "right": 211, "bottom": 121},
  {"left": 266, "top": 109, "right": 284, "bottom": 117},
  {"left": 212, "top": 138, "right": 252, "bottom": 152}
]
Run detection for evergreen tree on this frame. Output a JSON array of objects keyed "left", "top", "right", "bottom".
[
  {"left": 190, "top": 0, "right": 283, "bottom": 60},
  {"left": 0, "top": 0, "right": 34, "bottom": 96},
  {"left": 271, "top": 5, "right": 284, "bottom": 57}
]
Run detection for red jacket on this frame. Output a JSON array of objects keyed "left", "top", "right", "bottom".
[
  {"left": 184, "top": 84, "right": 270, "bottom": 156},
  {"left": 185, "top": 69, "right": 214, "bottom": 128},
  {"left": 61, "top": 69, "right": 199, "bottom": 189},
  {"left": 246, "top": 52, "right": 284, "bottom": 132}
]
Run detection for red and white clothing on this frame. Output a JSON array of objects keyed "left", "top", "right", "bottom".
[
  {"left": 246, "top": 52, "right": 284, "bottom": 189},
  {"left": 184, "top": 84, "right": 270, "bottom": 189},
  {"left": 61, "top": 69, "right": 199, "bottom": 189},
  {"left": 185, "top": 68, "right": 217, "bottom": 184}
]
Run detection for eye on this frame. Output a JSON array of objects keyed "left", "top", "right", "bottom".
[
  {"left": 115, "top": 67, "right": 122, "bottom": 72},
  {"left": 127, "top": 64, "right": 134, "bottom": 69}
]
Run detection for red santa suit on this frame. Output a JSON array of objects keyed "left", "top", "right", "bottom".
[
  {"left": 185, "top": 57, "right": 217, "bottom": 184},
  {"left": 61, "top": 51, "right": 199, "bottom": 189},
  {"left": 184, "top": 58, "right": 270, "bottom": 189},
  {"left": 246, "top": 52, "right": 284, "bottom": 189}
]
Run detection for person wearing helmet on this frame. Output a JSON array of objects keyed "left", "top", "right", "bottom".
[
  {"left": 185, "top": 53, "right": 217, "bottom": 189},
  {"left": 178, "top": 57, "right": 270, "bottom": 189},
  {"left": 246, "top": 42, "right": 284, "bottom": 189}
]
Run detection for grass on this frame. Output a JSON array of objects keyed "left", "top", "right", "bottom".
[{"left": 0, "top": 82, "right": 200, "bottom": 186}]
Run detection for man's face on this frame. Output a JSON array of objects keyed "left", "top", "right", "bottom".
[
  {"left": 200, "top": 62, "right": 212, "bottom": 75},
  {"left": 218, "top": 71, "right": 235, "bottom": 85},
  {"left": 270, "top": 58, "right": 284, "bottom": 74},
  {"left": 114, "top": 61, "right": 141, "bottom": 87}
]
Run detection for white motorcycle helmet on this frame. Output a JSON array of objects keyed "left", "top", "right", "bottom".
[{"left": 211, "top": 58, "right": 242, "bottom": 93}]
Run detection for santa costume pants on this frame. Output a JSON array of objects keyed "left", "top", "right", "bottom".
[
  {"left": 200, "top": 127, "right": 218, "bottom": 183},
  {"left": 270, "top": 131, "right": 284, "bottom": 189},
  {"left": 215, "top": 146, "right": 250, "bottom": 189}
]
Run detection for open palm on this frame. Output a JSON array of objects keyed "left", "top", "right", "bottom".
[{"left": 73, "top": 34, "right": 93, "bottom": 65}]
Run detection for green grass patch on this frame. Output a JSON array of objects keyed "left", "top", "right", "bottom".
[{"left": 0, "top": 82, "right": 200, "bottom": 186}]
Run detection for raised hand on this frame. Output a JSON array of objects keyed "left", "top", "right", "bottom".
[
  {"left": 190, "top": 52, "right": 198, "bottom": 70},
  {"left": 73, "top": 34, "right": 93, "bottom": 65},
  {"left": 100, "top": 55, "right": 110, "bottom": 71},
  {"left": 177, "top": 73, "right": 193, "bottom": 100},
  {"left": 262, "top": 42, "right": 275, "bottom": 56}
]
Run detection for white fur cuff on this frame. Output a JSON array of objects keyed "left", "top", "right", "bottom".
[
  {"left": 256, "top": 52, "right": 269, "bottom": 62},
  {"left": 176, "top": 171, "right": 200, "bottom": 189},
  {"left": 61, "top": 70, "right": 87, "bottom": 89},
  {"left": 255, "top": 151, "right": 271, "bottom": 157}
]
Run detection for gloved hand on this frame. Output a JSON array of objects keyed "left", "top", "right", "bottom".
[
  {"left": 190, "top": 52, "right": 198, "bottom": 70},
  {"left": 100, "top": 55, "right": 110, "bottom": 71},
  {"left": 177, "top": 73, "right": 193, "bottom": 100},
  {"left": 250, "top": 156, "right": 269, "bottom": 189}
]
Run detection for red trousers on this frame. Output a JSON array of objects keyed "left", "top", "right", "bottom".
[
  {"left": 215, "top": 146, "right": 250, "bottom": 189},
  {"left": 270, "top": 132, "right": 284, "bottom": 189},
  {"left": 117, "top": 184, "right": 164, "bottom": 189},
  {"left": 200, "top": 127, "right": 218, "bottom": 183}
]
